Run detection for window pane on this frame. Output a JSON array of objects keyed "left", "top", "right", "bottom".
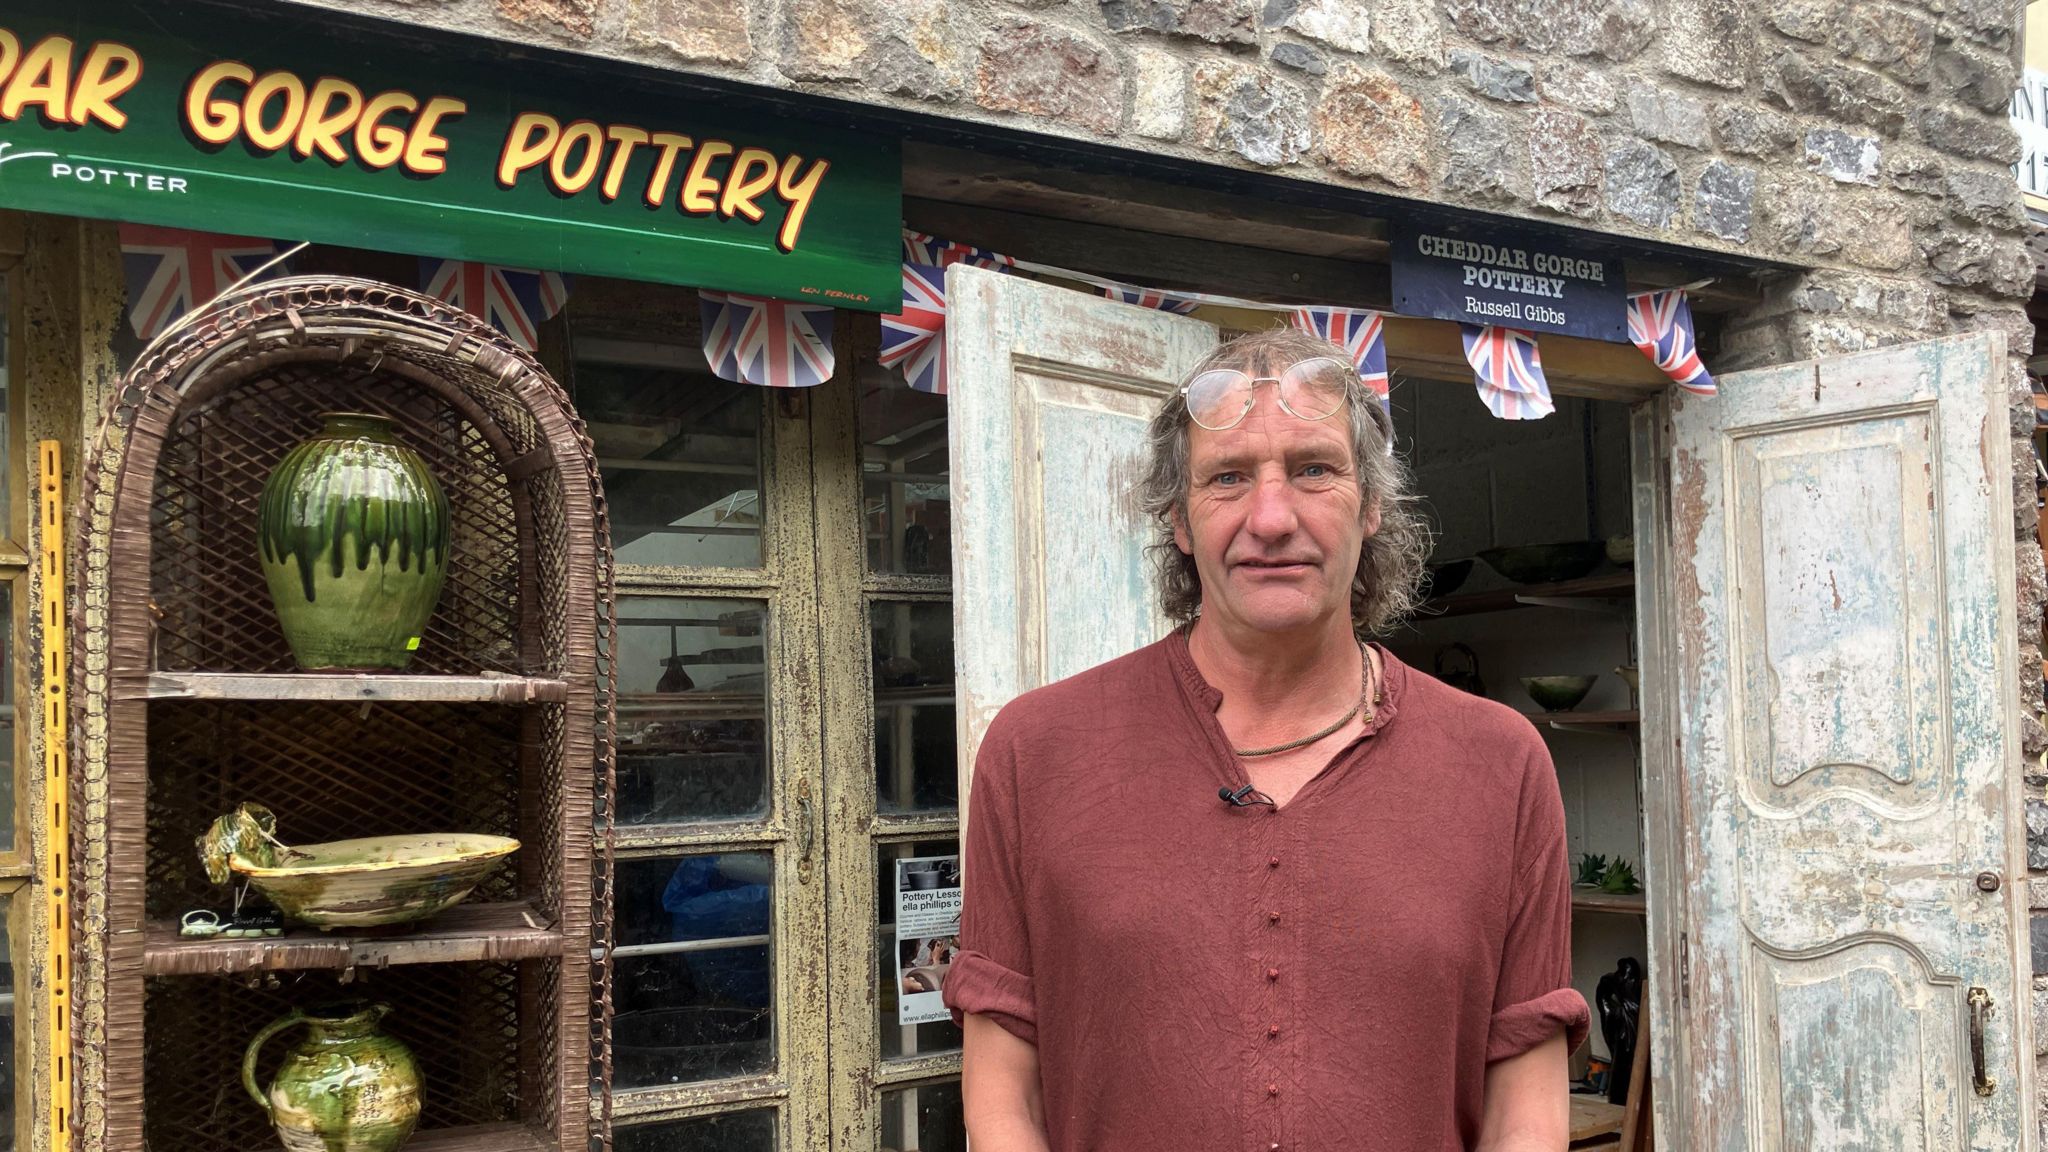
[
  {"left": 616, "top": 597, "right": 768, "bottom": 825},
  {"left": 862, "top": 384, "right": 949, "bottom": 575},
  {"left": 0, "top": 581, "right": 14, "bottom": 852},
  {"left": 616, "top": 1107, "right": 775, "bottom": 1152},
  {"left": 0, "top": 274, "right": 11, "bottom": 524},
  {"left": 882, "top": 1080, "right": 965, "bottom": 1152},
  {"left": 0, "top": 893, "right": 11, "bottom": 1146},
  {"left": 878, "top": 839, "right": 962, "bottom": 1059},
  {"left": 576, "top": 338, "right": 763, "bottom": 569},
  {"left": 613, "top": 852, "right": 774, "bottom": 1088},
  {"left": 872, "top": 602, "right": 956, "bottom": 815}
]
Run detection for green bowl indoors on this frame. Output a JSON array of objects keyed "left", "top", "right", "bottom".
[
  {"left": 1522, "top": 675, "right": 1598, "bottom": 712},
  {"left": 1476, "top": 541, "right": 1604, "bottom": 585}
]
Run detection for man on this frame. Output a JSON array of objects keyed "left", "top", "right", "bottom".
[{"left": 944, "top": 328, "right": 1589, "bottom": 1151}]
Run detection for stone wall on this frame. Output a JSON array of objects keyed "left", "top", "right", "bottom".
[{"left": 285, "top": 0, "right": 2048, "bottom": 1128}]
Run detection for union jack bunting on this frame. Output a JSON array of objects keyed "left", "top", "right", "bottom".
[
  {"left": 880, "top": 262, "right": 949, "bottom": 394},
  {"left": 1626, "top": 289, "right": 1716, "bottom": 396},
  {"left": 1458, "top": 324, "right": 1555, "bottom": 421},
  {"left": 418, "top": 259, "right": 569, "bottom": 351},
  {"left": 699, "top": 291, "right": 836, "bottom": 389},
  {"left": 118, "top": 225, "right": 281, "bottom": 340},
  {"left": 1101, "top": 285, "right": 1201, "bottom": 315},
  {"left": 902, "top": 231, "right": 1014, "bottom": 271},
  {"left": 1290, "top": 307, "right": 1389, "bottom": 407}
]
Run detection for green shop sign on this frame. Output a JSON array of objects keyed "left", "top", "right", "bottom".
[{"left": 0, "top": 1, "right": 902, "bottom": 309}]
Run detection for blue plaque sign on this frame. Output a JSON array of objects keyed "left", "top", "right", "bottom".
[{"left": 1390, "top": 221, "right": 1629, "bottom": 341}]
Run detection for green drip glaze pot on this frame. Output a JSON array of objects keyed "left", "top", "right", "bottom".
[
  {"left": 243, "top": 1001, "right": 422, "bottom": 1152},
  {"left": 259, "top": 413, "right": 449, "bottom": 670}
]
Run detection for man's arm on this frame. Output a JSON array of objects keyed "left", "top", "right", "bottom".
[
  {"left": 1475, "top": 1031, "right": 1568, "bottom": 1152},
  {"left": 962, "top": 1013, "right": 1051, "bottom": 1152}
]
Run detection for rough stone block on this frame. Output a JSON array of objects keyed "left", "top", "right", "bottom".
[
  {"left": 1765, "top": 0, "right": 1838, "bottom": 44},
  {"left": 1371, "top": 0, "right": 1444, "bottom": 72},
  {"left": 1269, "top": 0, "right": 1371, "bottom": 54},
  {"left": 625, "top": 0, "right": 753, "bottom": 62},
  {"left": 1934, "top": 41, "right": 2022, "bottom": 114},
  {"left": 1104, "top": 0, "right": 1258, "bottom": 44},
  {"left": 1886, "top": 150, "right": 1948, "bottom": 197},
  {"left": 2032, "top": 915, "right": 2048, "bottom": 981},
  {"left": 1762, "top": 48, "right": 1907, "bottom": 136},
  {"left": 863, "top": 1, "right": 968, "bottom": 102},
  {"left": 1804, "top": 128, "right": 1880, "bottom": 186},
  {"left": 1756, "top": 175, "right": 1840, "bottom": 258},
  {"left": 975, "top": 21, "right": 1124, "bottom": 133},
  {"left": 1713, "top": 104, "right": 1798, "bottom": 157},
  {"left": 497, "top": 0, "right": 601, "bottom": 38},
  {"left": 2019, "top": 535, "right": 2047, "bottom": 647},
  {"left": 1661, "top": 0, "right": 1750, "bottom": 89},
  {"left": 1442, "top": 0, "right": 1652, "bottom": 59},
  {"left": 1540, "top": 61, "right": 1617, "bottom": 113},
  {"left": 1450, "top": 49, "right": 1536, "bottom": 102},
  {"left": 2030, "top": 799, "right": 2048, "bottom": 871},
  {"left": 1439, "top": 96, "right": 1527, "bottom": 202},
  {"left": 1628, "top": 86, "right": 1711, "bottom": 148},
  {"left": 1272, "top": 42, "right": 1328, "bottom": 74},
  {"left": 781, "top": 0, "right": 868, "bottom": 79},
  {"left": 1925, "top": 230, "right": 2003, "bottom": 289},
  {"left": 1131, "top": 46, "right": 1188, "bottom": 139},
  {"left": 1947, "top": 167, "right": 2029, "bottom": 230},
  {"left": 1604, "top": 138, "right": 1680, "bottom": 229},
  {"left": 1914, "top": 104, "right": 2023, "bottom": 163},
  {"left": 1530, "top": 108, "right": 1601, "bottom": 217},
  {"left": 1314, "top": 64, "right": 1432, "bottom": 187},
  {"left": 2034, "top": 981, "right": 2048, "bottom": 1056},
  {"left": 1834, "top": 4, "right": 1933, "bottom": 85},
  {"left": 1694, "top": 159, "right": 1755, "bottom": 242},
  {"left": 1948, "top": 0, "right": 2020, "bottom": 49},
  {"left": 1192, "top": 60, "right": 1312, "bottom": 166},
  {"left": 1840, "top": 198, "right": 1913, "bottom": 271}
]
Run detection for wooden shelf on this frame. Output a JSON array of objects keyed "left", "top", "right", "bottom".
[
  {"left": 407, "top": 1123, "right": 552, "bottom": 1152},
  {"left": 1423, "top": 572, "right": 1635, "bottom": 618},
  {"left": 1524, "top": 709, "right": 1640, "bottom": 731},
  {"left": 133, "top": 671, "right": 569, "bottom": 704},
  {"left": 1569, "top": 1095, "right": 1627, "bottom": 1144},
  {"left": 143, "top": 901, "right": 561, "bottom": 976},
  {"left": 1572, "top": 889, "right": 1647, "bottom": 916}
]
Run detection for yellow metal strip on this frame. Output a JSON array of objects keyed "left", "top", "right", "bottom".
[{"left": 38, "top": 441, "right": 68, "bottom": 1152}]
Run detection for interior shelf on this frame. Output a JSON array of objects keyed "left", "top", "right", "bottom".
[
  {"left": 143, "top": 901, "right": 562, "bottom": 975},
  {"left": 1569, "top": 1095, "right": 1627, "bottom": 1144},
  {"left": 135, "top": 671, "right": 570, "bottom": 704},
  {"left": 1571, "top": 890, "right": 1647, "bottom": 916},
  {"left": 1424, "top": 572, "right": 1635, "bottom": 618},
  {"left": 1524, "top": 709, "right": 1640, "bottom": 731},
  {"left": 406, "top": 1123, "right": 554, "bottom": 1152}
]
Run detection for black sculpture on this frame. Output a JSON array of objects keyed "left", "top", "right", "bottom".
[{"left": 1595, "top": 956, "right": 1643, "bottom": 1106}]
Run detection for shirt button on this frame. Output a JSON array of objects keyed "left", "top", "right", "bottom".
[
  {"left": 1268, "top": 856, "right": 1281, "bottom": 868},
  {"left": 1268, "top": 1024, "right": 1280, "bottom": 1037},
  {"left": 1267, "top": 1083, "right": 1280, "bottom": 1096},
  {"left": 1268, "top": 911, "right": 1281, "bottom": 924},
  {"left": 1266, "top": 967, "right": 1280, "bottom": 981}
]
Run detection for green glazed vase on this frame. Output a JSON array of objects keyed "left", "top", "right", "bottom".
[
  {"left": 259, "top": 413, "right": 449, "bottom": 670},
  {"left": 242, "top": 1001, "right": 422, "bottom": 1152}
]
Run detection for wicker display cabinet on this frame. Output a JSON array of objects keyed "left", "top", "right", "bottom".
[{"left": 69, "top": 278, "right": 616, "bottom": 1152}]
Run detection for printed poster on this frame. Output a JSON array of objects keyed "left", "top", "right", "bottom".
[{"left": 894, "top": 855, "right": 962, "bottom": 1026}]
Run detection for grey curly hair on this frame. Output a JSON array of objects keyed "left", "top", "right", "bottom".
[{"left": 1132, "top": 327, "right": 1431, "bottom": 637}]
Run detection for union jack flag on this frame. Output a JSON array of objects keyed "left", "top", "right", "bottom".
[
  {"left": 118, "top": 225, "right": 281, "bottom": 340},
  {"left": 418, "top": 259, "right": 569, "bottom": 351},
  {"left": 902, "top": 231, "right": 1014, "bottom": 271},
  {"left": 880, "top": 262, "right": 949, "bottom": 394},
  {"left": 699, "top": 291, "right": 836, "bottom": 389},
  {"left": 1626, "top": 289, "right": 1716, "bottom": 396},
  {"left": 1101, "top": 284, "right": 1201, "bottom": 314},
  {"left": 1459, "top": 324, "right": 1554, "bottom": 421},
  {"left": 1290, "top": 307, "right": 1389, "bottom": 407}
]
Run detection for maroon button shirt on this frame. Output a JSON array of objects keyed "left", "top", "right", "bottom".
[{"left": 946, "top": 633, "right": 1590, "bottom": 1152}]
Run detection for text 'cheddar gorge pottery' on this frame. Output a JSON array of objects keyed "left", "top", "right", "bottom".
[
  {"left": 243, "top": 1001, "right": 422, "bottom": 1152},
  {"left": 259, "top": 412, "right": 450, "bottom": 670},
  {"left": 200, "top": 803, "right": 519, "bottom": 929}
]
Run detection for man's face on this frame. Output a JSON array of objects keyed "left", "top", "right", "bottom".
[{"left": 1173, "top": 373, "right": 1379, "bottom": 638}]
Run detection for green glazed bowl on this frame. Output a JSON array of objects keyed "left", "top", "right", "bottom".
[
  {"left": 1477, "top": 541, "right": 1604, "bottom": 585},
  {"left": 1522, "top": 675, "right": 1598, "bottom": 712}
]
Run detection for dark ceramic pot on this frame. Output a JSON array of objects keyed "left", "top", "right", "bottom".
[{"left": 258, "top": 413, "right": 449, "bottom": 670}]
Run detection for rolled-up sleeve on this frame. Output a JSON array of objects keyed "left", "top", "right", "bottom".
[
  {"left": 944, "top": 711, "right": 1038, "bottom": 1045},
  {"left": 1487, "top": 744, "right": 1591, "bottom": 1063}
]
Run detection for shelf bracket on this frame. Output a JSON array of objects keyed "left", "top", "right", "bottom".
[{"left": 1512, "top": 595, "right": 1632, "bottom": 616}]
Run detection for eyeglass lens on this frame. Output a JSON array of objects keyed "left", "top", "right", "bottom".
[{"left": 1184, "top": 358, "right": 1352, "bottom": 430}]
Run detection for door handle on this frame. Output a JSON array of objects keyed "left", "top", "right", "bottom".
[
  {"left": 795, "top": 778, "right": 816, "bottom": 886},
  {"left": 1969, "top": 986, "right": 1996, "bottom": 1097}
]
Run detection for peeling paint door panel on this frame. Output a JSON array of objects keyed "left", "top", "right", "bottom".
[
  {"left": 1669, "top": 334, "right": 2031, "bottom": 1150},
  {"left": 943, "top": 264, "right": 1216, "bottom": 800}
]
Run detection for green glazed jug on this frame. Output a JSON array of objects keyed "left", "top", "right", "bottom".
[
  {"left": 258, "top": 412, "right": 450, "bottom": 670},
  {"left": 243, "top": 1001, "right": 423, "bottom": 1152}
]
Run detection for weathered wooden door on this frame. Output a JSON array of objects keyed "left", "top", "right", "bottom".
[
  {"left": 1659, "top": 333, "right": 2033, "bottom": 1149},
  {"left": 945, "top": 264, "right": 1217, "bottom": 792}
]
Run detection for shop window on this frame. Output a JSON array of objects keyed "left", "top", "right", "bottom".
[
  {"left": 877, "top": 838, "right": 962, "bottom": 1060},
  {"left": 862, "top": 385, "right": 950, "bottom": 576},
  {"left": 616, "top": 597, "right": 770, "bottom": 825},
  {"left": 613, "top": 1107, "right": 777, "bottom": 1151},
  {"left": 870, "top": 602, "right": 957, "bottom": 815},
  {"left": 882, "top": 1080, "right": 965, "bottom": 1152}
]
